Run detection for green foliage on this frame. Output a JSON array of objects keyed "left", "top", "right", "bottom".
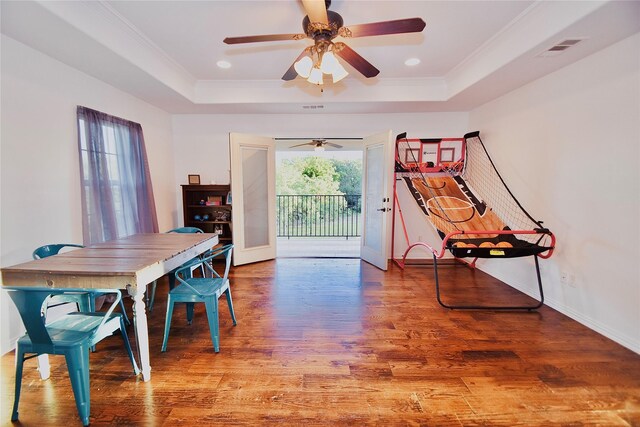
[
  {"left": 331, "top": 159, "right": 362, "bottom": 194},
  {"left": 331, "top": 159, "right": 362, "bottom": 210},
  {"left": 276, "top": 155, "right": 362, "bottom": 232},
  {"left": 276, "top": 156, "right": 342, "bottom": 195}
]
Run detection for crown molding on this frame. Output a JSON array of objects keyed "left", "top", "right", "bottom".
[
  {"left": 36, "top": 0, "right": 196, "bottom": 100},
  {"left": 445, "top": 0, "right": 608, "bottom": 99}
]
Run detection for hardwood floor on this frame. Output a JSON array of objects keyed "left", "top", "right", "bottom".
[{"left": 2, "top": 259, "right": 639, "bottom": 426}]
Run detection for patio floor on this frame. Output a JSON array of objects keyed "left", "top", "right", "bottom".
[{"left": 276, "top": 237, "right": 361, "bottom": 258}]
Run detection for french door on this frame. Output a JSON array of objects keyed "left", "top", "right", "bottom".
[
  {"left": 229, "top": 132, "right": 276, "bottom": 266},
  {"left": 360, "top": 130, "right": 394, "bottom": 270},
  {"left": 229, "top": 130, "right": 393, "bottom": 270}
]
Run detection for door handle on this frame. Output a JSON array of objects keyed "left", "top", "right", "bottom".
[{"left": 377, "top": 208, "right": 390, "bottom": 212}]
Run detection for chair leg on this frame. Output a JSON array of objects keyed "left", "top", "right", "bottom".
[
  {"left": 118, "top": 298, "right": 130, "bottom": 326},
  {"left": 204, "top": 298, "right": 220, "bottom": 352},
  {"left": 119, "top": 316, "right": 140, "bottom": 375},
  {"left": 77, "top": 293, "right": 92, "bottom": 313},
  {"left": 224, "top": 289, "right": 237, "bottom": 326},
  {"left": 161, "top": 297, "right": 175, "bottom": 352},
  {"left": 88, "top": 297, "right": 97, "bottom": 353},
  {"left": 148, "top": 280, "right": 158, "bottom": 312},
  {"left": 11, "top": 347, "right": 26, "bottom": 422},
  {"left": 65, "top": 346, "right": 91, "bottom": 426},
  {"left": 186, "top": 303, "right": 195, "bottom": 325}
]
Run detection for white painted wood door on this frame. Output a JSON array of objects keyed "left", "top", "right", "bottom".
[
  {"left": 229, "top": 132, "right": 276, "bottom": 266},
  {"left": 360, "top": 130, "right": 394, "bottom": 270}
]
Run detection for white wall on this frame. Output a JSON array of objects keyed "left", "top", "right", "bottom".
[
  {"left": 0, "top": 35, "right": 176, "bottom": 354},
  {"left": 170, "top": 112, "right": 469, "bottom": 256},
  {"left": 468, "top": 33, "right": 640, "bottom": 353}
]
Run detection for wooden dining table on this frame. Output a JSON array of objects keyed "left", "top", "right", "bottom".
[{"left": 1, "top": 232, "right": 219, "bottom": 382}]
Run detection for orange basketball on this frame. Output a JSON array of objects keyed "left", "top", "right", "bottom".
[
  {"left": 496, "top": 242, "right": 513, "bottom": 248},
  {"left": 465, "top": 244, "right": 477, "bottom": 248},
  {"left": 453, "top": 242, "right": 466, "bottom": 248},
  {"left": 479, "top": 242, "right": 494, "bottom": 248}
]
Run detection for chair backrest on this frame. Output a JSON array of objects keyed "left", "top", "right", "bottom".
[
  {"left": 175, "top": 245, "right": 234, "bottom": 294},
  {"left": 4, "top": 287, "right": 123, "bottom": 349},
  {"left": 208, "top": 244, "right": 233, "bottom": 282},
  {"left": 33, "top": 244, "right": 85, "bottom": 260},
  {"left": 166, "top": 227, "right": 203, "bottom": 234},
  {"left": 5, "top": 288, "right": 54, "bottom": 346}
]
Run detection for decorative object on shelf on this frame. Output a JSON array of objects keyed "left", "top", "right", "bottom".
[
  {"left": 194, "top": 214, "right": 202, "bottom": 221},
  {"left": 206, "top": 195, "right": 222, "bottom": 206},
  {"left": 214, "top": 211, "right": 230, "bottom": 221},
  {"left": 226, "top": 191, "right": 232, "bottom": 205},
  {"left": 188, "top": 174, "right": 201, "bottom": 185},
  {"left": 214, "top": 225, "right": 223, "bottom": 235},
  {"left": 199, "top": 199, "right": 206, "bottom": 205},
  {"left": 202, "top": 214, "right": 210, "bottom": 221}
]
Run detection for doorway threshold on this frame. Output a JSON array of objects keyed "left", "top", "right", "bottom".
[{"left": 277, "top": 237, "right": 361, "bottom": 258}]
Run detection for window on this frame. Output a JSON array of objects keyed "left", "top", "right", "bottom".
[{"left": 77, "top": 106, "right": 158, "bottom": 244}]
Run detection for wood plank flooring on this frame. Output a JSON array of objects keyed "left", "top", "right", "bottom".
[{"left": 1, "top": 259, "right": 639, "bottom": 426}]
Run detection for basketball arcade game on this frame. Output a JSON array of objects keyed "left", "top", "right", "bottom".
[{"left": 392, "top": 132, "right": 555, "bottom": 310}]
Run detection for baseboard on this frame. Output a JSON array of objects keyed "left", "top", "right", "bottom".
[{"left": 1, "top": 335, "right": 18, "bottom": 356}]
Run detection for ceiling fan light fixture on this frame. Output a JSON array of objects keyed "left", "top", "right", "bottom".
[
  {"left": 314, "top": 144, "right": 325, "bottom": 152},
  {"left": 307, "top": 66, "right": 324, "bottom": 85},
  {"left": 294, "top": 55, "right": 313, "bottom": 78},
  {"left": 331, "top": 62, "right": 349, "bottom": 83},
  {"left": 319, "top": 49, "right": 349, "bottom": 83},
  {"left": 320, "top": 51, "right": 338, "bottom": 74}
]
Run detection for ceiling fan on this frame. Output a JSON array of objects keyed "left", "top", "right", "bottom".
[
  {"left": 223, "top": 0, "right": 426, "bottom": 83},
  {"left": 290, "top": 139, "right": 343, "bottom": 151}
]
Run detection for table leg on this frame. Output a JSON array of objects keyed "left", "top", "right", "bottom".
[
  {"left": 128, "top": 284, "right": 151, "bottom": 381},
  {"left": 37, "top": 354, "right": 51, "bottom": 380}
]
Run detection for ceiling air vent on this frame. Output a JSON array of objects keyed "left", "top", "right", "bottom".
[
  {"left": 302, "top": 105, "right": 324, "bottom": 110},
  {"left": 537, "top": 38, "right": 586, "bottom": 57}
]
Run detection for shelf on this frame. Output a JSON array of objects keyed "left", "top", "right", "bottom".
[
  {"left": 182, "top": 184, "right": 233, "bottom": 245},
  {"left": 187, "top": 221, "right": 231, "bottom": 225}
]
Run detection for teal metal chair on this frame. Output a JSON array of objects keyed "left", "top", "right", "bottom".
[
  {"left": 33, "top": 244, "right": 130, "bottom": 325},
  {"left": 161, "top": 244, "right": 236, "bottom": 353},
  {"left": 5, "top": 287, "right": 140, "bottom": 426},
  {"left": 167, "top": 227, "right": 205, "bottom": 234},
  {"left": 147, "top": 227, "right": 206, "bottom": 312}
]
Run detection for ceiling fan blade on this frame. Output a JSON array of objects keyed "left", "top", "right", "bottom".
[
  {"left": 325, "top": 142, "right": 343, "bottom": 149},
  {"left": 334, "top": 43, "right": 379, "bottom": 78},
  {"left": 289, "top": 142, "right": 314, "bottom": 148},
  {"left": 224, "top": 33, "right": 306, "bottom": 44},
  {"left": 282, "top": 48, "right": 311, "bottom": 81},
  {"left": 301, "top": 0, "right": 328, "bottom": 25},
  {"left": 342, "top": 18, "right": 426, "bottom": 38}
]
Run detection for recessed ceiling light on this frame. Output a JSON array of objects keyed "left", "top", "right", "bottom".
[
  {"left": 217, "top": 60, "right": 231, "bottom": 69},
  {"left": 404, "top": 58, "right": 420, "bottom": 66}
]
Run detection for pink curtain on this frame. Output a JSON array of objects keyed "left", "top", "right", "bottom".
[{"left": 77, "top": 106, "right": 159, "bottom": 244}]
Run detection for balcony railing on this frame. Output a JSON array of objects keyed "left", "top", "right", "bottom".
[{"left": 277, "top": 194, "right": 361, "bottom": 238}]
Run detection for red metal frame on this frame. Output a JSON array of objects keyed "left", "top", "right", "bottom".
[
  {"left": 396, "top": 229, "right": 556, "bottom": 269},
  {"left": 393, "top": 136, "right": 465, "bottom": 268}
]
